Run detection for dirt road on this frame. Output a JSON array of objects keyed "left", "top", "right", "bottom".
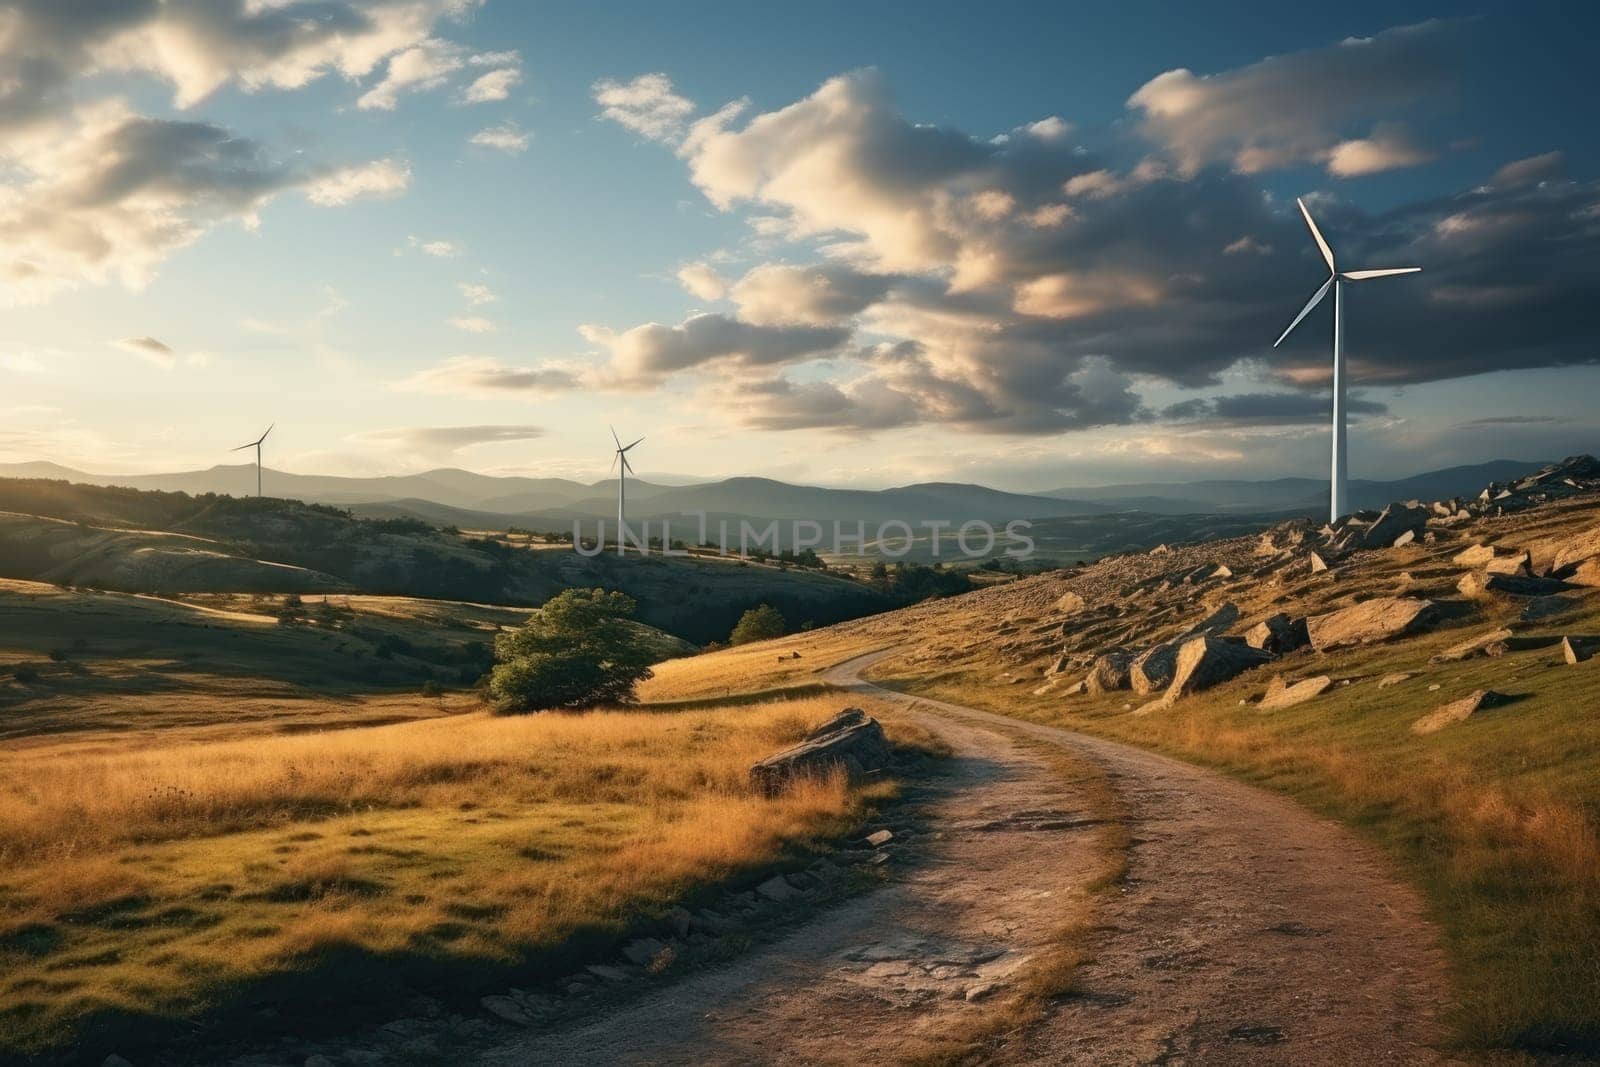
[{"left": 478, "top": 649, "right": 1452, "bottom": 1065}]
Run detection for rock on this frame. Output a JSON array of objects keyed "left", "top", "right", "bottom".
[
  {"left": 1412, "top": 690, "right": 1510, "bottom": 735},
  {"left": 1453, "top": 543, "right": 1496, "bottom": 567},
  {"left": 1431, "top": 628, "right": 1514, "bottom": 663},
  {"left": 1259, "top": 674, "right": 1333, "bottom": 710},
  {"left": 1084, "top": 649, "right": 1134, "bottom": 694},
  {"left": 1551, "top": 523, "right": 1600, "bottom": 571},
  {"left": 864, "top": 828, "right": 894, "bottom": 847},
  {"left": 755, "top": 875, "right": 799, "bottom": 902},
  {"left": 1377, "top": 672, "right": 1413, "bottom": 689},
  {"left": 668, "top": 906, "right": 693, "bottom": 937},
  {"left": 965, "top": 981, "right": 1000, "bottom": 1002},
  {"left": 1566, "top": 558, "right": 1600, "bottom": 588},
  {"left": 1563, "top": 636, "right": 1598, "bottom": 665},
  {"left": 1165, "top": 636, "right": 1274, "bottom": 701},
  {"left": 480, "top": 995, "right": 533, "bottom": 1026},
  {"left": 1306, "top": 597, "right": 1440, "bottom": 652},
  {"left": 1056, "top": 591, "right": 1086, "bottom": 614},
  {"left": 621, "top": 937, "right": 668, "bottom": 966},
  {"left": 749, "top": 708, "right": 891, "bottom": 795},
  {"left": 1212, "top": 564, "right": 1234, "bottom": 579},
  {"left": 1458, "top": 572, "right": 1574, "bottom": 600},
  {"left": 1130, "top": 642, "right": 1180, "bottom": 695},
  {"left": 1484, "top": 552, "right": 1532, "bottom": 576},
  {"left": 1151, "top": 543, "right": 1170, "bottom": 555},
  {"left": 1520, "top": 596, "right": 1580, "bottom": 622},
  {"left": 585, "top": 964, "right": 632, "bottom": 982},
  {"left": 1357, "top": 503, "right": 1429, "bottom": 551},
  {"left": 1392, "top": 529, "right": 1416, "bottom": 548},
  {"left": 1309, "top": 552, "right": 1329, "bottom": 573},
  {"left": 1245, "top": 613, "right": 1309, "bottom": 654}
]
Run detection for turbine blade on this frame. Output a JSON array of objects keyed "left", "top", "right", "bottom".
[
  {"left": 621, "top": 436, "right": 644, "bottom": 451},
  {"left": 1297, "top": 197, "right": 1336, "bottom": 273},
  {"left": 259, "top": 423, "right": 274, "bottom": 443},
  {"left": 1341, "top": 267, "right": 1422, "bottom": 281},
  {"left": 608, "top": 452, "right": 618, "bottom": 476},
  {"left": 1273, "top": 276, "right": 1334, "bottom": 348},
  {"left": 622, "top": 453, "right": 634, "bottom": 476},
  {"left": 609, "top": 424, "right": 621, "bottom": 449},
  {"left": 230, "top": 442, "right": 255, "bottom": 451}
]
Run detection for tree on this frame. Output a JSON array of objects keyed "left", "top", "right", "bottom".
[
  {"left": 729, "top": 603, "right": 786, "bottom": 645},
  {"left": 489, "top": 588, "right": 655, "bottom": 712}
]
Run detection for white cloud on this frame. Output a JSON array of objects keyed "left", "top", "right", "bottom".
[
  {"left": 1325, "top": 123, "right": 1433, "bottom": 177},
  {"left": 586, "top": 313, "right": 851, "bottom": 388},
  {"left": 395, "top": 356, "right": 581, "bottom": 396},
  {"left": 1491, "top": 151, "right": 1564, "bottom": 189},
  {"left": 458, "top": 282, "right": 497, "bottom": 306},
  {"left": 593, "top": 73, "right": 696, "bottom": 143},
  {"left": 729, "top": 264, "right": 893, "bottom": 326},
  {"left": 469, "top": 122, "right": 531, "bottom": 153},
  {"left": 675, "top": 262, "right": 726, "bottom": 301},
  {"left": 304, "top": 158, "right": 411, "bottom": 206},
  {"left": 350, "top": 424, "right": 546, "bottom": 462},
  {"left": 462, "top": 67, "right": 521, "bottom": 104},
  {"left": 356, "top": 39, "right": 465, "bottom": 110},
  {"left": 112, "top": 335, "right": 176, "bottom": 370},
  {"left": 450, "top": 315, "right": 495, "bottom": 333},
  {"left": 1023, "top": 116, "right": 1072, "bottom": 142},
  {"left": 406, "top": 236, "right": 462, "bottom": 257}
]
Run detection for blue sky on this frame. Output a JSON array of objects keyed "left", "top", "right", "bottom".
[{"left": 2, "top": 1, "right": 1597, "bottom": 490}]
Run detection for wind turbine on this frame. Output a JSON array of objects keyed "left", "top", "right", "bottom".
[
  {"left": 1274, "top": 197, "right": 1420, "bottom": 523},
  {"left": 231, "top": 423, "right": 274, "bottom": 498},
  {"left": 609, "top": 425, "right": 643, "bottom": 546}
]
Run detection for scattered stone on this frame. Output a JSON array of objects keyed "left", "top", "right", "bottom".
[
  {"left": 1428, "top": 683, "right": 1441, "bottom": 691},
  {"left": 1309, "top": 552, "right": 1329, "bottom": 573},
  {"left": 1484, "top": 551, "right": 1532, "bottom": 576},
  {"left": 1259, "top": 674, "right": 1334, "bottom": 710},
  {"left": 480, "top": 995, "right": 533, "bottom": 1026},
  {"left": 1563, "top": 636, "right": 1598, "bottom": 665},
  {"left": 1392, "top": 529, "right": 1415, "bottom": 548},
  {"left": 1566, "top": 558, "right": 1600, "bottom": 588},
  {"left": 1452, "top": 543, "right": 1496, "bottom": 567},
  {"left": 755, "top": 876, "right": 799, "bottom": 902},
  {"left": 1458, "top": 572, "right": 1573, "bottom": 600},
  {"left": 865, "top": 828, "right": 894, "bottom": 847},
  {"left": 1212, "top": 564, "right": 1234, "bottom": 579},
  {"left": 1431, "top": 628, "right": 1514, "bottom": 664},
  {"left": 1306, "top": 597, "right": 1440, "bottom": 652},
  {"left": 1165, "top": 636, "right": 1274, "bottom": 701},
  {"left": 1412, "top": 690, "right": 1510, "bottom": 735},
  {"left": 749, "top": 708, "right": 890, "bottom": 796},
  {"left": 1056, "top": 591, "right": 1086, "bottom": 614},
  {"left": 1151, "top": 543, "right": 1170, "bottom": 554},
  {"left": 1377, "top": 672, "right": 1413, "bottom": 689},
  {"left": 1245, "top": 613, "right": 1309, "bottom": 654}
]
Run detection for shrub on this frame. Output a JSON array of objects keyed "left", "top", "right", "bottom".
[
  {"left": 729, "top": 604, "right": 786, "bottom": 645},
  {"left": 488, "top": 588, "right": 654, "bottom": 713}
]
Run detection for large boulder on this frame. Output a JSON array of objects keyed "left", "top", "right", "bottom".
[
  {"left": 1452, "top": 543, "right": 1497, "bottom": 567},
  {"left": 1411, "top": 690, "right": 1510, "bottom": 735},
  {"left": 1245, "top": 613, "right": 1309, "bottom": 654},
  {"left": 1431, "top": 628, "right": 1513, "bottom": 663},
  {"left": 749, "top": 708, "right": 891, "bottom": 796},
  {"left": 1084, "top": 649, "right": 1135, "bottom": 694},
  {"left": 1130, "top": 643, "right": 1180, "bottom": 695},
  {"left": 1458, "top": 572, "right": 1574, "bottom": 600},
  {"left": 1306, "top": 597, "right": 1440, "bottom": 653},
  {"left": 1259, "top": 674, "right": 1334, "bottom": 710},
  {"left": 1552, "top": 524, "right": 1600, "bottom": 571},
  {"left": 1165, "top": 636, "right": 1273, "bottom": 701}
]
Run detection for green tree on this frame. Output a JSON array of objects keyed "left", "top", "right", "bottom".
[
  {"left": 489, "top": 588, "right": 654, "bottom": 712},
  {"left": 729, "top": 603, "right": 787, "bottom": 645}
]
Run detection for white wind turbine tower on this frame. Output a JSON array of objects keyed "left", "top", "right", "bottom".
[
  {"left": 609, "top": 425, "right": 644, "bottom": 546},
  {"left": 231, "top": 423, "right": 274, "bottom": 498},
  {"left": 1274, "top": 197, "right": 1420, "bottom": 523}
]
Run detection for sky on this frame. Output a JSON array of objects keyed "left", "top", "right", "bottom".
[{"left": 2, "top": 0, "right": 1598, "bottom": 492}]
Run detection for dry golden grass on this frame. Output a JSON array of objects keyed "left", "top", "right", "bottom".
[
  {"left": 0, "top": 693, "right": 917, "bottom": 1055},
  {"left": 639, "top": 624, "right": 891, "bottom": 703}
]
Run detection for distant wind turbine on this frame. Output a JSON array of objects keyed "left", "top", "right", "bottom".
[
  {"left": 231, "top": 423, "right": 274, "bottom": 498},
  {"left": 609, "top": 425, "right": 644, "bottom": 545},
  {"left": 1274, "top": 197, "right": 1421, "bottom": 523}
]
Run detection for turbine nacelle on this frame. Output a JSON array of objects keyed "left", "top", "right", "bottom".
[{"left": 1273, "top": 199, "right": 1419, "bottom": 349}]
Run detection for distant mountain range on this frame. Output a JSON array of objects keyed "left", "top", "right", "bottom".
[{"left": 0, "top": 457, "right": 1550, "bottom": 531}]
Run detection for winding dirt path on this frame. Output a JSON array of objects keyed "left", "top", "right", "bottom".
[{"left": 477, "top": 650, "right": 1453, "bottom": 1065}]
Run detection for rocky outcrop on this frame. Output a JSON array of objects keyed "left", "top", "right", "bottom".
[
  {"left": 1165, "top": 636, "right": 1273, "bottom": 701},
  {"left": 1084, "top": 649, "right": 1135, "bottom": 694},
  {"left": 1259, "top": 674, "right": 1333, "bottom": 710},
  {"left": 1431, "top": 628, "right": 1513, "bottom": 664},
  {"left": 1457, "top": 572, "right": 1573, "bottom": 600},
  {"left": 1412, "top": 690, "right": 1510, "bottom": 735},
  {"left": 1131, "top": 643, "right": 1180, "bottom": 695},
  {"left": 1306, "top": 597, "right": 1440, "bottom": 653},
  {"left": 1245, "top": 613, "right": 1308, "bottom": 654},
  {"left": 749, "top": 708, "right": 890, "bottom": 795}
]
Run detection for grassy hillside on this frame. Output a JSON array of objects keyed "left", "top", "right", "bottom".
[
  {"left": 645, "top": 492, "right": 1600, "bottom": 1053},
  {"left": 0, "top": 479, "right": 898, "bottom": 644}
]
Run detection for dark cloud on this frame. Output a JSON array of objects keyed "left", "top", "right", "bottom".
[
  {"left": 589, "top": 313, "right": 851, "bottom": 387},
  {"left": 395, "top": 357, "right": 582, "bottom": 396},
  {"left": 1161, "top": 392, "right": 1387, "bottom": 424}
]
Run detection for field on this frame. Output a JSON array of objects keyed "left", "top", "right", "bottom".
[
  {"left": 0, "top": 691, "right": 925, "bottom": 1057},
  {"left": 649, "top": 497, "right": 1600, "bottom": 1051}
]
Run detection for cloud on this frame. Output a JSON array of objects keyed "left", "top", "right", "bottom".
[
  {"left": 462, "top": 66, "right": 521, "bottom": 104},
  {"left": 112, "top": 335, "right": 176, "bottom": 369},
  {"left": 676, "top": 262, "right": 726, "bottom": 301},
  {"left": 1127, "top": 20, "right": 1465, "bottom": 176},
  {"left": 356, "top": 38, "right": 465, "bottom": 110},
  {"left": 728, "top": 264, "right": 894, "bottom": 326},
  {"left": 458, "top": 282, "right": 497, "bottom": 305},
  {"left": 406, "top": 236, "right": 461, "bottom": 257},
  {"left": 352, "top": 424, "right": 545, "bottom": 458},
  {"left": 449, "top": 315, "right": 495, "bottom": 333},
  {"left": 1456, "top": 414, "right": 1569, "bottom": 428},
  {"left": 1491, "top": 151, "right": 1565, "bottom": 189},
  {"left": 304, "top": 158, "right": 411, "bottom": 206},
  {"left": 469, "top": 122, "right": 531, "bottom": 153},
  {"left": 1325, "top": 123, "right": 1433, "bottom": 177},
  {"left": 1161, "top": 392, "right": 1387, "bottom": 424},
  {"left": 593, "top": 73, "right": 696, "bottom": 143},
  {"left": 395, "top": 356, "right": 581, "bottom": 396},
  {"left": 585, "top": 313, "right": 850, "bottom": 387}
]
